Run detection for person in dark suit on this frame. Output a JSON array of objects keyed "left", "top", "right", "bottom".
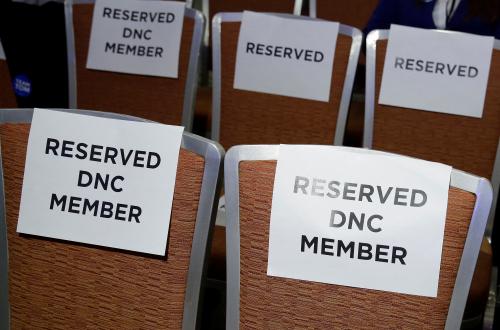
[{"left": 365, "top": 0, "right": 500, "bottom": 38}]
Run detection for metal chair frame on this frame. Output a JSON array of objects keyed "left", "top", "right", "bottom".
[{"left": 363, "top": 29, "right": 500, "bottom": 241}]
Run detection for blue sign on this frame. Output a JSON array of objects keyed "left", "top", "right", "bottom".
[{"left": 13, "top": 74, "right": 32, "bottom": 97}]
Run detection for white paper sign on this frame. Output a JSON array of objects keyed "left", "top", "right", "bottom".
[
  {"left": 379, "top": 24, "right": 494, "bottom": 118},
  {"left": 234, "top": 11, "right": 339, "bottom": 102},
  {"left": 268, "top": 145, "right": 452, "bottom": 297},
  {"left": 0, "top": 39, "right": 5, "bottom": 60},
  {"left": 86, "top": 0, "right": 185, "bottom": 78},
  {"left": 17, "top": 109, "right": 184, "bottom": 256}
]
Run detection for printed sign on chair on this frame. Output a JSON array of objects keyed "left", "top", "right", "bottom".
[
  {"left": 86, "top": 0, "right": 185, "bottom": 78},
  {"left": 234, "top": 11, "right": 339, "bottom": 102},
  {"left": 379, "top": 24, "right": 494, "bottom": 118}
]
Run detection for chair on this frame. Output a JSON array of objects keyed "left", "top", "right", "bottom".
[
  {"left": 0, "top": 40, "right": 16, "bottom": 108},
  {"left": 308, "top": 0, "right": 379, "bottom": 31},
  {"left": 224, "top": 144, "right": 492, "bottom": 329},
  {"left": 65, "top": 0, "right": 204, "bottom": 131},
  {"left": 212, "top": 12, "right": 362, "bottom": 149},
  {"left": 0, "top": 108, "right": 223, "bottom": 329},
  {"left": 364, "top": 29, "right": 500, "bottom": 325}
]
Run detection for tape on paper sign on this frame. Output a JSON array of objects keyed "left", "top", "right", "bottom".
[
  {"left": 379, "top": 24, "right": 493, "bottom": 118},
  {"left": 233, "top": 11, "right": 339, "bottom": 102},
  {"left": 86, "top": 0, "right": 185, "bottom": 78},
  {"left": 267, "top": 145, "right": 452, "bottom": 297},
  {"left": 13, "top": 74, "right": 32, "bottom": 97},
  {"left": 17, "top": 109, "right": 184, "bottom": 256}
]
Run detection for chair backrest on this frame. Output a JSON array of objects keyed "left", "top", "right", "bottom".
[
  {"left": 364, "top": 29, "right": 500, "bottom": 239},
  {"left": 65, "top": 0, "right": 203, "bottom": 131},
  {"left": 224, "top": 144, "right": 492, "bottom": 329},
  {"left": 308, "top": 0, "right": 379, "bottom": 31},
  {"left": 212, "top": 12, "right": 362, "bottom": 150},
  {"left": 0, "top": 42, "right": 16, "bottom": 108},
  {"left": 0, "top": 108, "right": 223, "bottom": 329}
]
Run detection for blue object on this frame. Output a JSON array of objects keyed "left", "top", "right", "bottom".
[
  {"left": 364, "top": 0, "right": 500, "bottom": 38},
  {"left": 13, "top": 74, "right": 32, "bottom": 97}
]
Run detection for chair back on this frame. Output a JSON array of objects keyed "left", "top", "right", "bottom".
[
  {"left": 0, "top": 108, "right": 223, "bottom": 329},
  {"left": 212, "top": 12, "right": 362, "bottom": 149},
  {"left": 224, "top": 144, "right": 492, "bottom": 329},
  {"left": 66, "top": 0, "right": 203, "bottom": 130}
]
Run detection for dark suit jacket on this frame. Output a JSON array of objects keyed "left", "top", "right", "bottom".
[{"left": 365, "top": 0, "right": 500, "bottom": 38}]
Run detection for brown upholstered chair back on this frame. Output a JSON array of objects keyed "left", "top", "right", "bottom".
[
  {"left": 312, "top": 0, "right": 379, "bottom": 30},
  {"left": 212, "top": 14, "right": 362, "bottom": 150},
  {"left": 0, "top": 59, "right": 16, "bottom": 108},
  {"left": 0, "top": 110, "right": 222, "bottom": 329},
  {"left": 364, "top": 31, "right": 500, "bottom": 238},
  {"left": 68, "top": 2, "right": 203, "bottom": 130},
  {"left": 365, "top": 33, "right": 500, "bottom": 180},
  {"left": 224, "top": 145, "right": 492, "bottom": 329}
]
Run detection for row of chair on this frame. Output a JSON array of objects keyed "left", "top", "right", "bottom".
[
  {"left": 206, "top": 10, "right": 498, "bottom": 328},
  {"left": 2, "top": 3, "right": 360, "bottom": 141},
  {"left": 0, "top": 3, "right": 498, "bottom": 326},
  {"left": 0, "top": 108, "right": 492, "bottom": 329},
  {"left": 3, "top": 4, "right": 497, "bottom": 183},
  {"left": 0, "top": 0, "right": 379, "bottom": 133}
]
